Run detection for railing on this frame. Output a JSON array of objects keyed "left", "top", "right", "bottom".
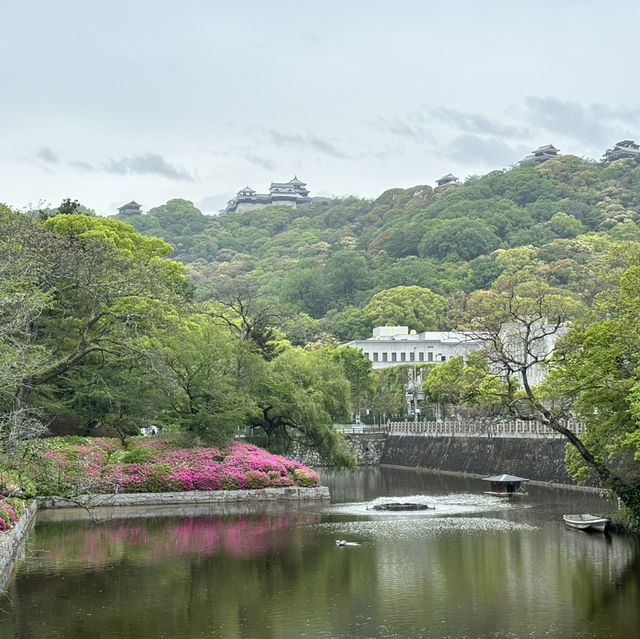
[
  {"left": 335, "top": 424, "right": 390, "bottom": 435},
  {"left": 386, "top": 419, "right": 586, "bottom": 439}
]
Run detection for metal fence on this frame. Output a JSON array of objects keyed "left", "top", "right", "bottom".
[{"left": 385, "top": 419, "right": 586, "bottom": 439}]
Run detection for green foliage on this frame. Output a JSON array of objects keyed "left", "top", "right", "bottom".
[
  {"left": 363, "top": 286, "right": 447, "bottom": 332},
  {"left": 248, "top": 347, "right": 356, "bottom": 469},
  {"left": 418, "top": 218, "right": 501, "bottom": 261}
]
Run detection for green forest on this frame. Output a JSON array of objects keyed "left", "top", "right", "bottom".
[
  {"left": 3, "top": 145, "right": 640, "bottom": 522},
  {"left": 117, "top": 147, "right": 640, "bottom": 343}
]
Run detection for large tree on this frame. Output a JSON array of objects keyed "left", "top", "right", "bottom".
[
  {"left": 1, "top": 209, "right": 187, "bottom": 450},
  {"left": 466, "top": 266, "right": 640, "bottom": 525},
  {"left": 363, "top": 285, "right": 447, "bottom": 332},
  {"left": 247, "top": 348, "right": 355, "bottom": 469}
]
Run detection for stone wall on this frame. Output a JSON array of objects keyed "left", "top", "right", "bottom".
[
  {"left": 37, "top": 486, "right": 330, "bottom": 510},
  {"left": 293, "top": 434, "right": 388, "bottom": 467},
  {"left": 0, "top": 500, "right": 38, "bottom": 590},
  {"left": 381, "top": 434, "right": 579, "bottom": 484}
]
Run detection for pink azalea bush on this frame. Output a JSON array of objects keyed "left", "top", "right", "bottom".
[{"left": 11, "top": 437, "right": 321, "bottom": 498}]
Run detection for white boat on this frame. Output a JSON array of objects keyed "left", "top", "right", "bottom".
[{"left": 563, "top": 514, "right": 610, "bottom": 532}]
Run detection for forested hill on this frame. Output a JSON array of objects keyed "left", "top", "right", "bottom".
[{"left": 116, "top": 151, "right": 640, "bottom": 343}]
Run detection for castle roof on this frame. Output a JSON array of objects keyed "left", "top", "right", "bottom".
[{"left": 533, "top": 144, "right": 559, "bottom": 154}]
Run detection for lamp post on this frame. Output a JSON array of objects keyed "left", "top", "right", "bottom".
[{"left": 413, "top": 347, "right": 418, "bottom": 424}]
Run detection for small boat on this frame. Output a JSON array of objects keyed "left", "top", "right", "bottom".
[
  {"left": 371, "top": 502, "right": 434, "bottom": 511},
  {"left": 563, "top": 514, "right": 610, "bottom": 532},
  {"left": 336, "top": 539, "right": 360, "bottom": 546},
  {"left": 482, "top": 474, "right": 529, "bottom": 496}
]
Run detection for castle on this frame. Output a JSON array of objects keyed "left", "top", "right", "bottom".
[{"left": 226, "top": 177, "right": 328, "bottom": 213}]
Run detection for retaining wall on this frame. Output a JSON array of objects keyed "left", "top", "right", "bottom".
[
  {"left": 0, "top": 501, "right": 38, "bottom": 590},
  {"left": 37, "top": 486, "right": 330, "bottom": 509},
  {"left": 381, "top": 434, "right": 580, "bottom": 484}
]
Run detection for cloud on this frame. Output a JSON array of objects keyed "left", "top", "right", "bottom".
[
  {"left": 424, "top": 105, "right": 529, "bottom": 139},
  {"left": 444, "top": 134, "right": 526, "bottom": 167},
  {"left": 104, "top": 153, "right": 194, "bottom": 181},
  {"left": 524, "top": 97, "right": 640, "bottom": 146},
  {"left": 373, "top": 116, "right": 435, "bottom": 144},
  {"left": 266, "top": 130, "right": 348, "bottom": 158},
  {"left": 36, "top": 147, "right": 58, "bottom": 164},
  {"left": 198, "top": 193, "right": 234, "bottom": 214},
  {"left": 70, "top": 160, "right": 95, "bottom": 171},
  {"left": 243, "top": 153, "right": 277, "bottom": 170}
]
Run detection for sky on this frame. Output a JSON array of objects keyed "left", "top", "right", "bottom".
[{"left": 2, "top": 0, "right": 640, "bottom": 216}]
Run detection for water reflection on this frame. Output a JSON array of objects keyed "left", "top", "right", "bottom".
[{"left": 0, "top": 467, "right": 638, "bottom": 639}]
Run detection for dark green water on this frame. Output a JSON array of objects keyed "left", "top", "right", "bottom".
[{"left": 1, "top": 468, "right": 638, "bottom": 638}]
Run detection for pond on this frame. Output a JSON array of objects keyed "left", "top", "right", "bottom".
[{"left": 1, "top": 467, "right": 638, "bottom": 638}]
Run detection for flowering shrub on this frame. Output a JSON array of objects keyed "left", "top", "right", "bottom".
[
  {"left": 293, "top": 468, "right": 321, "bottom": 487},
  {"left": 6, "top": 437, "right": 322, "bottom": 498},
  {"left": 0, "top": 497, "right": 27, "bottom": 532}
]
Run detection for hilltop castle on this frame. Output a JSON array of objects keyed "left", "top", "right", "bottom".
[{"left": 226, "top": 177, "right": 328, "bottom": 213}]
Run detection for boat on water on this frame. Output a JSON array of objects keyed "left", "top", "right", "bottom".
[
  {"left": 371, "top": 502, "right": 435, "bottom": 511},
  {"left": 482, "top": 474, "right": 529, "bottom": 496},
  {"left": 563, "top": 514, "right": 610, "bottom": 532}
]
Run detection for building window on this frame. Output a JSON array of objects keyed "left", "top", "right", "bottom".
[
  {"left": 419, "top": 352, "right": 424, "bottom": 362},
  {"left": 441, "top": 355, "right": 446, "bottom": 362},
  {"left": 364, "top": 353, "right": 370, "bottom": 360},
  {"left": 391, "top": 353, "right": 396, "bottom": 362},
  {"left": 373, "top": 353, "right": 378, "bottom": 362},
  {"left": 400, "top": 352, "right": 406, "bottom": 362},
  {"left": 382, "top": 353, "right": 388, "bottom": 362},
  {"left": 428, "top": 352, "right": 433, "bottom": 362},
  {"left": 410, "top": 352, "right": 415, "bottom": 362}
]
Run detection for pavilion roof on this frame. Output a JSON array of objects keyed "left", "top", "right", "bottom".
[{"left": 482, "top": 474, "right": 529, "bottom": 483}]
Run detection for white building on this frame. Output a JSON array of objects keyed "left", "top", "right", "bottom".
[
  {"left": 225, "top": 177, "right": 329, "bottom": 213},
  {"left": 346, "top": 326, "right": 483, "bottom": 370}
]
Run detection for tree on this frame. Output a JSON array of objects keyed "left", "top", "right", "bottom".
[
  {"left": 2, "top": 210, "right": 188, "bottom": 450},
  {"left": 369, "top": 366, "right": 409, "bottom": 420},
  {"left": 418, "top": 218, "right": 501, "bottom": 261},
  {"left": 466, "top": 268, "right": 640, "bottom": 525},
  {"left": 247, "top": 348, "right": 355, "bottom": 469},
  {"left": 327, "top": 346, "right": 377, "bottom": 418},
  {"left": 206, "top": 280, "right": 283, "bottom": 361},
  {"left": 325, "top": 250, "right": 370, "bottom": 298},
  {"left": 151, "top": 316, "right": 248, "bottom": 444},
  {"left": 363, "top": 286, "right": 447, "bottom": 332},
  {"left": 57, "top": 198, "right": 81, "bottom": 215},
  {"left": 279, "top": 259, "right": 330, "bottom": 318},
  {"left": 422, "top": 353, "right": 504, "bottom": 419},
  {"left": 320, "top": 306, "right": 372, "bottom": 342}
]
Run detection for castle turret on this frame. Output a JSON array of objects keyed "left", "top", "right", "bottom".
[{"left": 118, "top": 201, "right": 142, "bottom": 216}]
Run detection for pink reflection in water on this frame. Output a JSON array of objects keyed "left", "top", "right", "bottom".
[{"left": 34, "top": 512, "right": 320, "bottom": 570}]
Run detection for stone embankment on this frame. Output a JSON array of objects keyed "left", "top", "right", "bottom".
[
  {"left": 381, "top": 435, "right": 577, "bottom": 484},
  {"left": 38, "top": 486, "right": 329, "bottom": 509},
  {"left": 0, "top": 501, "right": 38, "bottom": 589}
]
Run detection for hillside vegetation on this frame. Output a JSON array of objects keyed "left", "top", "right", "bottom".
[{"left": 118, "top": 152, "right": 640, "bottom": 342}]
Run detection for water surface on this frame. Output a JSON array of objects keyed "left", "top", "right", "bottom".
[{"left": 1, "top": 467, "right": 638, "bottom": 638}]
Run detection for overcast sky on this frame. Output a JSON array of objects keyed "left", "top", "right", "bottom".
[{"left": 2, "top": 1, "right": 640, "bottom": 215}]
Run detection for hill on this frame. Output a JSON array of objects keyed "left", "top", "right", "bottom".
[{"left": 115, "top": 150, "right": 640, "bottom": 343}]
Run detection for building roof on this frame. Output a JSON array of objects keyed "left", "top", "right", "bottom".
[
  {"left": 533, "top": 144, "right": 559, "bottom": 154},
  {"left": 120, "top": 200, "right": 140, "bottom": 208},
  {"left": 289, "top": 176, "right": 307, "bottom": 186},
  {"left": 482, "top": 474, "right": 529, "bottom": 483}
]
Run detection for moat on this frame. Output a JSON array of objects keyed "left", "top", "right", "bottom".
[{"left": 1, "top": 467, "right": 638, "bottom": 639}]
